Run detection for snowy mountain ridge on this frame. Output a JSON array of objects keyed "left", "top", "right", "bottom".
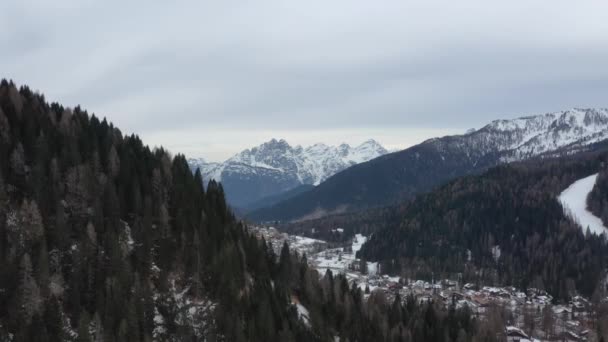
[
  {"left": 249, "top": 108, "right": 608, "bottom": 222},
  {"left": 189, "top": 138, "right": 388, "bottom": 186},
  {"left": 187, "top": 139, "right": 388, "bottom": 207},
  {"left": 431, "top": 108, "right": 608, "bottom": 163}
]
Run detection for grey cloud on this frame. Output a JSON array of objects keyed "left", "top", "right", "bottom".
[{"left": 1, "top": 0, "right": 608, "bottom": 160}]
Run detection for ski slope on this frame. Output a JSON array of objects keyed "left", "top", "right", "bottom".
[{"left": 558, "top": 173, "right": 608, "bottom": 236}]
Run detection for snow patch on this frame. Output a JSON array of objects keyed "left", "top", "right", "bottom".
[
  {"left": 352, "top": 234, "right": 367, "bottom": 253},
  {"left": 153, "top": 279, "right": 217, "bottom": 340},
  {"left": 295, "top": 303, "right": 310, "bottom": 327},
  {"left": 491, "top": 245, "right": 501, "bottom": 262},
  {"left": 558, "top": 173, "right": 608, "bottom": 236},
  {"left": 310, "top": 234, "right": 378, "bottom": 276}
]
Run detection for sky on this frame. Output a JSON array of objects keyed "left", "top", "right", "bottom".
[{"left": 2, "top": 1, "right": 608, "bottom": 161}]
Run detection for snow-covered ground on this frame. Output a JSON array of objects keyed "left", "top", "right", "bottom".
[
  {"left": 351, "top": 234, "right": 367, "bottom": 253},
  {"left": 249, "top": 225, "right": 597, "bottom": 341},
  {"left": 292, "top": 235, "right": 326, "bottom": 248},
  {"left": 152, "top": 279, "right": 217, "bottom": 340},
  {"left": 295, "top": 303, "right": 310, "bottom": 327},
  {"left": 558, "top": 173, "right": 608, "bottom": 236},
  {"left": 310, "top": 234, "right": 378, "bottom": 277}
]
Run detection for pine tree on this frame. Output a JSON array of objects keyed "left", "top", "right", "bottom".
[
  {"left": 36, "top": 238, "right": 50, "bottom": 297},
  {"left": 359, "top": 257, "right": 368, "bottom": 275},
  {"left": 76, "top": 311, "right": 92, "bottom": 342},
  {"left": 44, "top": 296, "right": 64, "bottom": 342},
  {"left": 17, "top": 253, "right": 42, "bottom": 324}
]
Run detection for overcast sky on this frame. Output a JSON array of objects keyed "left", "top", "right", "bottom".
[{"left": 2, "top": 1, "right": 608, "bottom": 161}]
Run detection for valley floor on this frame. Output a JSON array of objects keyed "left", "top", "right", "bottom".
[{"left": 251, "top": 226, "right": 601, "bottom": 341}]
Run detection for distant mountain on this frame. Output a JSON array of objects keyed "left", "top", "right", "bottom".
[
  {"left": 249, "top": 108, "right": 608, "bottom": 222},
  {"left": 187, "top": 139, "right": 388, "bottom": 208}
]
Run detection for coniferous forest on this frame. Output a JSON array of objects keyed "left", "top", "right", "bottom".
[
  {"left": 283, "top": 147, "right": 608, "bottom": 302},
  {"left": 354, "top": 152, "right": 608, "bottom": 300},
  {"left": 0, "top": 80, "right": 490, "bottom": 341}
]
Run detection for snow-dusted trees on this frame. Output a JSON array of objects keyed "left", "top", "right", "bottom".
[
  {"left": 0, "top": 80, "right": 486, "bottom": 342},
  {"left": 19, "top": 199, "right": 44, "bottom": 243},
  {"left": 158, "top": 203, "right": 170, "bottom": 239},
  {"left": 107, "top": 145, "right": 120, "bottom": 179},
  {"left": 589, "top": 167, "right": 608, "bottom": 226},
  {"left": 9, "top": 143, "right": 26, "bottom": 186},
  {"left": 5, "top": 199, "right": 44, "bottom": 259},
  {"left": 0, "top": 107, "right": 10, "bottom": 144},
  {"left": 17, "top": 253, "right": 42, "bottom": 324},
  {"left": 7, "top": 83, "right": 23, "bottom": 116},
  {"left": 65, "top": 165, "right": 93, "bottom": 218}
]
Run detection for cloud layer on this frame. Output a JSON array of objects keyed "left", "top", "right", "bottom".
[{"left": 2, "top": 1, "right": 608, "bottom": 160}]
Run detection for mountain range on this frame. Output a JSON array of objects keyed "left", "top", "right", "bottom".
[
  {"left": 249, "top": 108, "right": 608, "bottom": 222},
  {"left": 4, "top": 79, "right": 608, "bottom": 341},
  {"left": 187, "top": 139, "right": 388, "bottom": 208},
  {"left": 2, "top": 80, "right": 465, "bottom": 341}
]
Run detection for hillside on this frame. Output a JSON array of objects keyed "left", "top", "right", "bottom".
[
  {"left": 244, "top": 184, "right": 315, "bottom": 213},
  {"left": 0, "top": 80, "right": 480, "bottom": 342},
  {"left": 249, "top": 108, "right": 608, "bottom": 222},
  {"left": 353, "top": 148, "right": 608, "bottom": 300}
]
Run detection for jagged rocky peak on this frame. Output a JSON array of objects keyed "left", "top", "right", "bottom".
[
  {"left": 187, "top": 138, "right": 389, "bottom": 207},
  {"left": 447, "top": 108, "right": 608, "bottom": 163},
  {"left": 193, "top": 138, "right": 388, "bottom": 182},
  {"left": 248, "top": 107, "right": 608, "bottom": 222},
  {"left": 354, "top": 139, "right": 387, "bottom": 154},
  {"left": 255, "top": 138, "right": 291, "bottom": 152},
  {"left": 360, "top": 138, "right": 383, "bottom": 146},
  {"left": 233, "top": 139, "right": 297, "bottom": 170},
  {"left": 582, "top": 108, "right": 608, "bottom": 126},
  {"left": 483, "top": 108, "right": 608, "bottom": 133}
]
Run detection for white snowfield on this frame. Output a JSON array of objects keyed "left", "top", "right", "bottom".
[
  {"left": 295, "top": 303, "right": 311, "bottom": 327},
  {"left": 312, "top": 234, "right": 378, "bottom": 277},
  {"left": 558, "top": 173, "right": 608, "bottom": 236}
]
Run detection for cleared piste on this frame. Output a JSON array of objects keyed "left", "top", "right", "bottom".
[{"left": 558, "top": 173, "right": 608, "bottom": 236}]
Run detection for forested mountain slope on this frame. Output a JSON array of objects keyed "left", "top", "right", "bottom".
[
  {"left": 249, "top": 108, "right": 608, "bottom": 222},
  {"left": 355, "top": 149, "right": 608, "bottom": 301},
  {"left": 0, "top": 80, "right": 480, "bottom": 342},
  {"left": 244, "top": 184, "right": 315, "bottom": 213}
]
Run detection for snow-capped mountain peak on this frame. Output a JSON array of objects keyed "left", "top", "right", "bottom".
[
  {"left": 187, "top": 139, "right": 388, "bottom": 207},
  {"left": 249, "top": 108, "right": 608, "bottom": 222},
  {"left": 194, "top": 139, "right": 388, "bottom": 185},
  {"left": 434, "top": 108, "right": 608, "bottom": 164},
  {"left": 349, "top": 139, "right": 388, "bottom": 163}
]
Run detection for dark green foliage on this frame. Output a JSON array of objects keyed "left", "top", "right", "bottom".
[
  {"left": 355, "top": 151, "right": 608, "bottom": 300},
  {"left": 0, "top": 80, "right": 299, "bottom": 340},
  {"left": 0, "top": 80, "right": 481, "bottom": 341},
  {"left": 589, "top": 165, "right": 608, "bottom": 226}
]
